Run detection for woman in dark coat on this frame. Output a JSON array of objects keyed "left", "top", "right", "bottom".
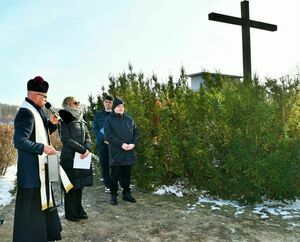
[
  {"left": 104, "top": 97, "right": 139, "bottom": 205},
  {"left": 59, "top": 96, "right": 93, "bottom": 221}
]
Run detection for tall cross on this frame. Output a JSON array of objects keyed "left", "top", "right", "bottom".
[{"left": 208, "top": 0, "right": 277, "bottom": 80}]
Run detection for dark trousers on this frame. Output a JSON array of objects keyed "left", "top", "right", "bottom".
[
  {"left": 64, "top": 188, "right": 85, "bottom": 220},
  {"left": 13, "top": 188, "right": 62, "bottom": 242},
  {"left": 98, "top": 144, "right": 110, "bottom": 188},
  {"left": 110, "top": 165, "right": 132, "bottom": 195}
]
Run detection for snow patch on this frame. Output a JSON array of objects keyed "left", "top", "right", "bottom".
[
  {"left": 153, "top": 182, "right": 197, "bottom": 198},
  {"left": 0, "top": 165, "right": 17, "bottom": 206},
  {"left": 198, "top": 194, "right": 300, "bottom": 221},
  {"left": 153, "top": 182, "right": 190, "bottom": 197},
  {"left": 154, "top": 183, "right": 300, "bottom": 224},
  {"left": 154, "top": 185, "right": 184, "bottom": 197}
]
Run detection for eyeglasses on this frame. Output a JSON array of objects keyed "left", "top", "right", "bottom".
[
  {"left": 72, "top": 101, "right": 80, "bottom": 105},
  {"left": 37, "top": 93, "right": 47, "bottom": 99}
]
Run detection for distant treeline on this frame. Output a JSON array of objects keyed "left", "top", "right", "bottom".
[{"left": 0, "top": 103, "right": 19, "bottom": 123}]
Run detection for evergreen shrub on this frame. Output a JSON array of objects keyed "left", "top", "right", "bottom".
[{"left": 86, "top": 66, "right": 300, "bottom": 204}]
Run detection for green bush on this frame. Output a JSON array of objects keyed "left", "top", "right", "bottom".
[{"left": 85, "top": 66, "right": 300, "bottom": 204}]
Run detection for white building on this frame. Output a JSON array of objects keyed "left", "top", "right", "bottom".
[{"left": 188, "top": 72, "right": 243, "bottom": 90}]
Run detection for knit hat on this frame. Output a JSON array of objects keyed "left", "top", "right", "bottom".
[
  {"left": 112, "top": 97, "right": 124, "bottom": 110},
  {"left": 27, "top": 76, "right": 49, "bottom": 93}
]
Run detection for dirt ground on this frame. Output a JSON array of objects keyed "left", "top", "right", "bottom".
[{"left": 1, "top": 174, "right": 300, "bottom": 242}]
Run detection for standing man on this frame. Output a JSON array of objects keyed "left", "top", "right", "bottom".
[
  {"left": 13, "top": 76, "right": 62, "bottom": 242},
  {"left": 104, "top": 97, "right": 139, "bottom": 205},
  {"left": 93, "top": 95, "right": 113, "bottom": 191}
]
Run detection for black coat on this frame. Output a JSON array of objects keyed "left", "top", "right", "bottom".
[
  {"left": 14, "top": 98, "right": 57, "bottom": 188},
  {"left": 59, "top": 110, "right": 93, "bottom": 189},
  {"left": 104, "top": 111, "right": 138, "bottom": 166}
]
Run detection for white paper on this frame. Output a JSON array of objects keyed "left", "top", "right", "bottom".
[{"left": 73, "top": 152, "right": 91, "bottom": 169}]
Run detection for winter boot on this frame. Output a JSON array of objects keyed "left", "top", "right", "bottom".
[
  {"left": 110, "top": 194, "right": 118, "bottom": 205},
  {"left": 123, "top": 193, "right": 136, "bottom": 203}
]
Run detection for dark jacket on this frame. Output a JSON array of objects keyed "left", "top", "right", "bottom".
[
  {"left": 92, "top": 109, "right": 111, "bottom": 147},
  {"left": 59, "top": 110, "right": 93, "bottom": 189},
  {"left": 104, "top": 111, "right": 138, "bottom": 166},
  {"left": 14, "top": 98, "right": 57, "bottom": 188}
]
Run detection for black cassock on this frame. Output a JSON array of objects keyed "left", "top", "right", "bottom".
[{"left": 13, "top": 167, "right": 62, "bottom": 242}]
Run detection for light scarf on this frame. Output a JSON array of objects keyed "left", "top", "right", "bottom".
[
  {"left": 64, "top": 106, "right": 83, "bottom": 121},
  {"left": 20, "top": 100, "right": 73, "bottom": 210}
]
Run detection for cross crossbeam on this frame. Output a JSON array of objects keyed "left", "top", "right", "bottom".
[
  {"left": 209, "top": 13, "right": 277, "bottom": 31},
  {"left": 208, "top": 1, "right": 277, "bottom": 80}
]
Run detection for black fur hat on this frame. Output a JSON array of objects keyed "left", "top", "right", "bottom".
[{"left": 27, "top": 76, "right": 49, "bottom": 93}]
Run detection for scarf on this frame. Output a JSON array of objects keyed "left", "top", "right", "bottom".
[
  {"left": 64, "top": 106, "right": 83, "bottom": 121},
  {"left": 20, "top": 100, "right": 73, "bottom": 210}
]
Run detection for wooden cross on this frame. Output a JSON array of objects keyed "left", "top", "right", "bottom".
[{"left": 208, "top": 0, "right": 277, "bottom": 81}]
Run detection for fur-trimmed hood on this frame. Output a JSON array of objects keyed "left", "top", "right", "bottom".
[{"left": 58, "top": 110, "right": 76, "bottom": 125}]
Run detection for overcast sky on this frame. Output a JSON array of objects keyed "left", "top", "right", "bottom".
[{"left": 1, "top": 0, "right": 299, "bottom": 107}]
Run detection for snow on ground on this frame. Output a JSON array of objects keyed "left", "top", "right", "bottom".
[
  {"left": 154, "top": 184, "right": 300, "bottom": 220},
  {"left": 153, "top": 185, "right": 185, "bottom": 198},
  {"left": 197, "top": 195, "right": 300, "bottom": 220},
  {"left": 0, "top": 165, "right": 17, "bottom": 207},
  {"left": 2, "top": 167, "right": 300, "bottom": 222},
  {"left": 153, "top": 181, "right": 197, "bottom": 198}
]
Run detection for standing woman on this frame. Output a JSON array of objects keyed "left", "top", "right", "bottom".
[
  {"left": 104, "top": 97, "right": 139, "bottom": 205},
  {"left": 59, "top": 96, "right": 93, "bottom": 221}
]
